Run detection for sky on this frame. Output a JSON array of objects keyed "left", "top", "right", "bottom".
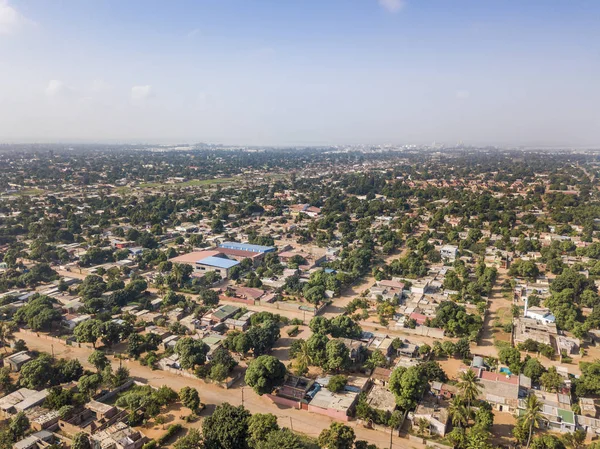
[{"left": 0, "top": 0, "right": 599, "bottom": 147}]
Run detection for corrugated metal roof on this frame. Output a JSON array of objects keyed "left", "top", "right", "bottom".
[{"left": 197, "top": 256, "right": 239, "bottom": 269}]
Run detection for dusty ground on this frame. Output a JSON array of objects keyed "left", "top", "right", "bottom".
[{"left": 490, "top": 410, "right": 517, "bottom": 447}]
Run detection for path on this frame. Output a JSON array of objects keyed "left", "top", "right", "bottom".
[
  {"left": 16, "top": 331, "right": 425, "bottom": 449},
  {"left": 472, "top": 268, "right": 512, "bottom": 358}
]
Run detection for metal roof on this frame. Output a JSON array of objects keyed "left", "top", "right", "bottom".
[
  {"left": 196, "top": 256, "right": 240, "bottom": 269},
  {"left": 219, "top": 241, "right": 276, "bottom": 253}
]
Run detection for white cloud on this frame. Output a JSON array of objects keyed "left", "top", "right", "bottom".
[
  {"left": 0, "top": 0, "right": 29, "bottom": 35},
  {"left": 45, "top": 80, "right": 73, "bottom": 97},
  {"left": 378, "top": 0, "right": 406, "bottom": 13},
  {"left": 131, "top": 85, "right": 152, "bottom": 100}
]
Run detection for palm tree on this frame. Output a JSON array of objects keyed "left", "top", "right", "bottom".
[
  {"left": 524, "top": 394, "right": 543, "bottom": 449},
  {"left": 457, "top": 369, "right": 482, "bottom": 409},
  {"left": 295, "top": 339, "right": 312, "bottom": 368},
  {"left": 449, "top": 396, "right": 470, "bottom": 429}
]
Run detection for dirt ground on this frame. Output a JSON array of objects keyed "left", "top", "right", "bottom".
[
  {"left": 490, "top": 410, "right": 517, "bottom": 447},
  {"left": 437, "top": 357, "right": 467, "bottom": 380}
]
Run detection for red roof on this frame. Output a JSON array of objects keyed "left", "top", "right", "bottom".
[
  {"left": 476, "top": 368, "right": 519, "bottom": 385},
  {"left": 409, "top": 312, "right": 428, "bottom": 325}
]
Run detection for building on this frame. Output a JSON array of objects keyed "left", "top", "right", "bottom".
[
  {"left": 90, "top": 422, "right": 147, "bottom": 449},
  {"left": 0, "top": 388, "right": 48, "bottom": 417},
  {"left": 4, "top": 351, "right": 32, "bottom": 372},
  {"left": 13, "top": 430, "right": 56, "bottom": 449},
  {"left": 440, "top": 245, "right": 458, "bottom": 262},
  {"left": 524, "top": 299, "right": 556, "bottom": 325},
  {"left": 195, "top": 255, "right": 240, "bottom": 279},
  {"left": 218, "top": 241, "right": 276, "bottom": 254},
  {"left": 410, "top": 395, "right": 450, "bottom": 436},
  {"left": 365, "top": 385, "right": 397, "bottom": 414},
  {"left": 471, "top": 368, "right": 521, "bottom": 413}
]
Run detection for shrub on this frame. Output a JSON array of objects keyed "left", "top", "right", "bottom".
[{"left": 157, "top": 424, "right": 182, "bottom": 445}]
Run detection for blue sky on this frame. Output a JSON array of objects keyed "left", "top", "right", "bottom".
[{"left": 0, "top": 0, "right": 599, "bottom": 146}]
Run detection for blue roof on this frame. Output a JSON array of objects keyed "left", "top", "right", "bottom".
[
  {"left": 219, "top": 241, "right": 276, "bottom": 253},
  {"left": 197, "top": 256, "right": 240, "bottom": 269}
]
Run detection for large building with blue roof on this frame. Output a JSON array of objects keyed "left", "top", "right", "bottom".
[
  {"left": 218, "top": 241, "right": 276, "bottom": 254},
  {"left": 196, "top": 255, "right": 240, "bottom": 278}
]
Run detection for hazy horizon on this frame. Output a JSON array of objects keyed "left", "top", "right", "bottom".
[{"left": 1, "top": 0, "right": 599, "bottom": 147}]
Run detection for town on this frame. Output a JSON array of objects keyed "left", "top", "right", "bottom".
[{"left": 0, "top": 146, "right": 599, "bottom": 449}]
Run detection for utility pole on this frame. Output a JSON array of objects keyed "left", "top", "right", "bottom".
[
  {"left": 289, "top": 416, "right": 293, "bottom": 432},
  {"left": 241, "top": 387, "right": 244, "bottom": 407},
  {"left": 389, "top": 424, "right": 393, "bottom": 449}
]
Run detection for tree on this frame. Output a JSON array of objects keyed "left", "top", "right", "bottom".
[
  {"left": 448, "top": 396, "right": 469, "bottom": 429},
  {"left": 78, "top": 373, "right": 102, "bottom": 397},
  {"left": 457, "top": 369, "right": 482, "bottom": 409},
  {"left": 562, "top": 430, "right": 586, "bottom": 449},
  {"left": 318, "top": 422, "right": 355, "bottom": 449},
  {"left": 88, "top": 350, "right": 109, "bottom": 371},
  {"left": 179, "top": 387, "right": 201, "bottom": 413},
  {"left": 174, "top": 337, "right": 210, "bottom": 370},
  {"left": 523, "top": 358, "right": 545, "bottom": 382},
  {"left": 540, "top": 367, "right": 563, "bottom": 393},
  {"left": 389, "top": 365, "right": 428, "bottom": 412},
  {"left": 325, "top": 339, "right": 350, "bottom": 372},
  {"left": 72, "top": 433, "right": 92, "bottom": 449},
  {"left": 98, "top": 321, "right": 123, "bottom": 347},
  {"left": 247, "top": 413, "right": 279, "bottom": 448},
  {"left": 200, "top": 289, "right": 219, "bottom": 306},
  {"left": 327, "top": 375, "right": 348, "bottom": 393},
  {"left": 174, "top": 429, "right": 202, "bottom": 449},
  {"left": 202, "top": 403, "right": 251, "bottom": 449},
  {"left": 455, "top": 338, "right": 471, "bottom": 359},
  {"left": 306, "top": 333, "right": 328, "bottom": 367},
  {"left": 524, "top": 394, "right": 543, "bottom": 448},
  {"left": 19, "top": 353, "right": 54, "bottom": 389},
  {"left": 73, "top": 319, "right": 101, "bottom": 348},
  {"left": 9, "top": 412, "right": 29, "bottom": 440},
  {"left": 245, "top": 355, "right": 286, "bottom": 396}
]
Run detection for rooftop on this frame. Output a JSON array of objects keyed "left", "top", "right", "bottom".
[{"left": 197, "top": 255, "right": 240, "bottom": 269}]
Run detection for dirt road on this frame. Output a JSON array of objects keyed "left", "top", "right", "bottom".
[{"left": 16, "top": 331, "right": 425, "bottom": 449}]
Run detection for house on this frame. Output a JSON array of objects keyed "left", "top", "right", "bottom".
[
  {"left": 90, "top": 422, "right": 147, "bottom": 449},
  {"left": 340, "top": 338, "right": 367, "bottom": 364},
  {"left": 4, "top": 351, "right": 32, "bottom": 372},
  {"left": 430, "top": 381, "right": 458, "bottom": 400},
  {"left": 410, "top": 395, "right": 450, "bottom": 436},
  {"left": 64, "top": 314, "right": 91, "bottom": 330},
  {"left": 25, "top": 407, "right": 61, "bottom": 431},
  {"left": 0, "top": 388, "right": 48, "bottom": 417},
  {"left": 471, "top": 368, "right": 520, "bottom": 413},
  {"left": 579, "top": 398, "right": 598, "bottom": 418},
  {"left": 371, "top": 367, "right": 392, "bottom": 387},
  {"left": 13, "top": 430, "right": 56, "bottom": 449},
  {"left": 513, "top": 317, "right": 556, "bottom": 348},
  {"left": 524, "top": 299, "right": 556, "bottom": 325},
  {"left": 365, "top": 385, "right": 397, "bottom": 414},
  {"left": 440, "top": 245, "right": 458, "bottom": 262}
]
